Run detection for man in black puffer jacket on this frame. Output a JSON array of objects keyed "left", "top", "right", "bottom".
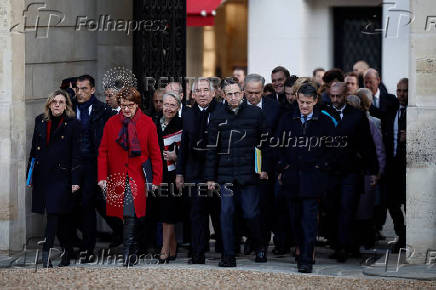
[{"left": 205, "top": 77, "right": 271, "bottom": 267}]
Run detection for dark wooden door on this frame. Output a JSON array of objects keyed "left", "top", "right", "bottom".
[
  {"left": 333, "top": 7, "right": 382, "bottom": 72},
  {"left": 133, "top": 0, "right": 186, "bottom": 112}
]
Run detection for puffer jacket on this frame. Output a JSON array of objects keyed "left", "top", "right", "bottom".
[{"left": 205, "top": 100, "right": 271, "bottom": 186}]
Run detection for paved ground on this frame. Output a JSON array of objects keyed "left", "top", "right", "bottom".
[
  {"left": 1, "top": 267, "right": 435, "bottom": 289},
  {"left": 1, "top": 239, "right": 436, "bottom": 289}
]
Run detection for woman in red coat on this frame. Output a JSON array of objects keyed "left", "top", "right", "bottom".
[{"left": 98, "top": 87, "right": 163, "bottom": 266}]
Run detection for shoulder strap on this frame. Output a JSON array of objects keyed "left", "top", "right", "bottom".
[{"left": 321, "top": 110, "right": 338, "bottom": 127}]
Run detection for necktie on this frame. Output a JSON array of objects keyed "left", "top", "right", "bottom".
[{"left": 336, "top": 109, "right": 343, "bottom": 120}]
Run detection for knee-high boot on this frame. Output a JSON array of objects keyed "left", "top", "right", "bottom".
[{"left": 123, "top": 217, "right": 138, "bottom": 267}]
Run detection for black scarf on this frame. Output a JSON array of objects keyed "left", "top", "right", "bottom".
[
  {"left": 194, "top": 99, "right": 216, "bottom": 150},
  {"left": 77, "top": 95, "right": 96, "bottom": 127}
]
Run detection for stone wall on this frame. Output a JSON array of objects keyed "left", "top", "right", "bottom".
[
  {"left": 406, "top": 0, "right": 436, "bottom": 264},
  {"left": 23, "top": 0, "right": 132, "bottom": 241},
  {"left": 0, "top": 0, "right": 26, "bottom": 252}
]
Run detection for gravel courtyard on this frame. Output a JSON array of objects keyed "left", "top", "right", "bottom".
[{"left": 1, "top": 267, "right": 435, "bottom": 289}]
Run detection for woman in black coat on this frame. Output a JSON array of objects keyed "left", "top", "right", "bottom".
[
  {"left": 153, "top": 92, "right": 183, "bottom": 263},
  {"left": 27, "top": 89, "right": 81, "bottom": 267}
]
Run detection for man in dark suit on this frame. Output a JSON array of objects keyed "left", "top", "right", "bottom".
[
  {"left": 244, "top": 74, "right": 281, "bottom": 254},
  {"left": 364, "top": 68, "right": 400, "bottom": 239},
  {"left": 327, "top": 82, "right": 379, "bottom": 262},
  {"left": 175, "top": 78, "right": 222, "bottom": 264},
  {"left": 265, "top": 66, "right": 290, "bottom": 106},
  {"left": 72, "top": 75, "right": 116, "bottom": 260},
  {"left": 276, "top": 83, "right": 336, "bottom": 273},
  {"left": 387, "top": 78, "right": 408, "bottom": 252}
]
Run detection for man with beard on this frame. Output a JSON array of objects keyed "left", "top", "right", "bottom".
[{"left": 326, "top": 82, "right": 378, "bottom": 262}]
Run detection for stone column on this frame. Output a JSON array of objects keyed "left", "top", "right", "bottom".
[
  {"left": 407, "top": 0, "right": 436, "bottom": 264},
  {"left": 0, "top": 0, "right": 26, "bottom": 252}
]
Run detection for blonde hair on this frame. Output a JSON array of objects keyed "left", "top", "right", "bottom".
[
  {"left": 291, "top": 77, "right": 315, "bottom": 95},
  {"left": 43, "top": 89, "right": 75, "bottom": 120}
]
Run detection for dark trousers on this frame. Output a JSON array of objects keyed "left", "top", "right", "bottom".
[
  {"left": 95, "top": 192, "right": 123, "bottom": 238},
  {"left": 289, "top": 198, "right": 319, "bottom": 265},
  {"left": 43, "top": 213, "right": 72, "bottom": 252},
  {"left": 190, "top": 181, "right": 222, "bottom": 257},
  {"left": 220, "top": 183, "right": 263, "bottom": 257},
  {"left": 273, "top": 182, "right": 292, "bottom": 249},
  {"left": 72, "top": 159, "right": 97, "bottom": 254},
  {"left": 259, "top": 178, "right": 275, "bottom": 246},
  {"left": 326, "top": 174, "right": 360, "bottom": 250}
]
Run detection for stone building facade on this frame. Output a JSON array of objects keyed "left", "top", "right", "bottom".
[{"left": 0, "top": 0, "right": 435, "bottom": 264}]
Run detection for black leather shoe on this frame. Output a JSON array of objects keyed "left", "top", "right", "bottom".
[
  {"left": 336, "top": 249, "right": 347, "bottom": 263},
  {"left": 298, "top": 264, "right": 312, "bottom": 273},
  {"left": 255, "top": 250, "right": 267, "bottom": 263},
  {"left": 58, "top": 249, "right": 71, "bottom": 267},
  {"left": 272, "top": 247, "right": 290, "bottom": 255},
  {"left": 218, "top": 255, "right": 236, "bottom": 267},
  {"left": 189, "top": 254, "right": 205, "bottom": 264},
  {"left": 41, "top": 251, "right": 53, "bottom": 268}
]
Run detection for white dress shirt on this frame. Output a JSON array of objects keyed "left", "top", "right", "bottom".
[{"left": 373, "top": 89, "right": 381, "bottom": 109}]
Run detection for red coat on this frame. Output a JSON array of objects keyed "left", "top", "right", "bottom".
[{"left": 98, "top": 110, "right": 163, "bottom": 219}]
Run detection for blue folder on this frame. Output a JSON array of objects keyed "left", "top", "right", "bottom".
[{"left": 26, "top": 158, "right": 36, "bottom": 186}]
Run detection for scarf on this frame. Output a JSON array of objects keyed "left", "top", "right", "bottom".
[
  {"left": 195, "top": 99, "right": 216, "bottom": 150},
  {"left": 77, "top": 95, "right": 96, "bottom": 127},
  {"left": 46, "top": 113, "right": 64, "bottom": 145},
  {"left": 116, "top": 110, "right": 142, "bottom": 157}
]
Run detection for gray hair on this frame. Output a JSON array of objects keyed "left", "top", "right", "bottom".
[
  {"left": 244, "top": 73, "right": 265, "bottom": 88},
  {"left": 346, "top": 95, "right": 361, "bottom": 110},
  {"left": 165, "top": 82, "right": 184, "bottom": 95},
  {"left": 356, "top": 88, "right": 373, "bottom": 100},
  {"left": 191, "top": 77, "right": 214, "bottom": 93},
  {"left": 163, "top": 92, "right": 181, "bottom": 108}
]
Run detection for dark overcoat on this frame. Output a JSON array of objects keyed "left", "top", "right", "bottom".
[{"left": 28, "top": 114, "right": 81, "bottom": 214}]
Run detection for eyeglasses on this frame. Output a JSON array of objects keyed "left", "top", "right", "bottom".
[
  {"left": 51, "top": 100, "right": 66, "bottom": 106},
  {"left": 120, "top": 103, "right": 136, "bottom": 110},
  {"left": 163, "top": 103, "right": 179, "bottom": 109}
]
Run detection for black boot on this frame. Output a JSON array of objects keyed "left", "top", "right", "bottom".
[
  {"left": 123, "top": 217, "right": 138, "bottom": 267},
  {"left": 41, "top": 251, "right": 53, "bottom": 268},
  {"left": 58, "top": 248, "right": 71, "bottom": 267}
]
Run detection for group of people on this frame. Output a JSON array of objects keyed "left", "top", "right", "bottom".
[{"left": 28, "top": 60, "right": 408, "bottom": 273}]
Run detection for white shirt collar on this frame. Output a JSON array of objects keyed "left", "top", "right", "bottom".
[
  {"left": 375, "top": 88, "right": 380, "bottom": 100},
  {"left": 334, "top": 104, "right": 346, "bottom": 111},
  {"left": 248, "top": 99, "right": 262, "bottom": 109},
  {"left": 198, "top": 105, "right": 208, "bottom": 111},
  {"left": 178, "top": 103, "right": 183, "bottom": 117}
]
